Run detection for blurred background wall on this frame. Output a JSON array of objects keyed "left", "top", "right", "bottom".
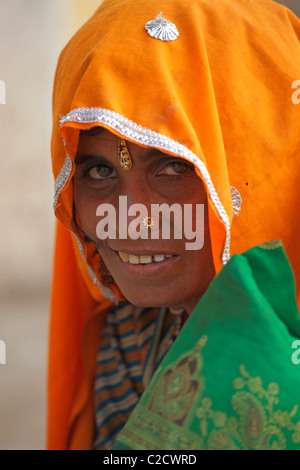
[
  {"left": 0, "top": 0, "right": 102, "bottom": 450},
  {"left": 0, "top": 0, "right": 299, "bottom": 450}
]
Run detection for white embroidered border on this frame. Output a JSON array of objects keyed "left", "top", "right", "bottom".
[
  {"left": 59, "top": 107, "right": 232, "bottom": 265},
  {"left": 53, "top": 154, "right": 73, "bottom": 210}
]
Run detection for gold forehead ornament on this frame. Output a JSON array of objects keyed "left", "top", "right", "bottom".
[{"left": 118, "top": 137, "right": 132, "bottom": 171}]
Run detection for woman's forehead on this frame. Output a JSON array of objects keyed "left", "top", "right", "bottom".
[{"left": 77, "top": 127, "right": 178, "bottom": 162}]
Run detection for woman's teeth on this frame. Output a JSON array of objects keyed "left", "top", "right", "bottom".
[{"left": 118, "top": 251, "right": 173, "bottom": 264}]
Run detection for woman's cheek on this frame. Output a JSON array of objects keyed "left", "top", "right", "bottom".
[{"left": 74, "top": 190, "right": 99, "bottom": 240}]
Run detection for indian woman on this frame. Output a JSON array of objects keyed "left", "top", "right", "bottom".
[{"left": 48, "top": 0, "right": 300, "bottom": 450}]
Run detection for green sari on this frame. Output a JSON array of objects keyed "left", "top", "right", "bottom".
[{"left": 113, "top": 241, "right": 300, "bottom": 450}]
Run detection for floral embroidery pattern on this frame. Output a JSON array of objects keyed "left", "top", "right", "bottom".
[
  {"left": 196, "top": 365, "right": 300, "bottom": 450},
  {"left": 116, "top": 338, "right": 300, "bottom": 450}
]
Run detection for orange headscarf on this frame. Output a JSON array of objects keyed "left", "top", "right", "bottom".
[{"left": 48, "top": 0, "right": 300, "bottom": 449}]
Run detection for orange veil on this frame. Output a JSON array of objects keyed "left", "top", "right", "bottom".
[{"left": 48, "top": 0, "right": 300, "bottom": 449}]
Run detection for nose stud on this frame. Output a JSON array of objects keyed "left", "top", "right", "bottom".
[{"left": 142, "top": 216, "right": 155, "bottom": 228}]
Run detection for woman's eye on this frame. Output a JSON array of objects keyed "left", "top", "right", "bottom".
[
  {"left": 88, "top": 164, "right": 115, "bottom": 179},
  {"left": 159, "top": 161, "right": 192, "bottom": 176}
]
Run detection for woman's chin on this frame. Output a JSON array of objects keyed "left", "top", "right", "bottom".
[{"left": 117, "top": 287, "right": 198, "bottom": 312}]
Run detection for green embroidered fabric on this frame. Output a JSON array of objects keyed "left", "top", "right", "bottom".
[{"left": 112, "top": 242, "right": 300, "bottom": 450}]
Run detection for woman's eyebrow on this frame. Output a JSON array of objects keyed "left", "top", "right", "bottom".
[
  {"left": 74, "top": 153, "right": 111, "bottom": 166},
  {"left": 147, "top": 148, "right": 168, "bottom": 157},
  {"left": 137, "top": 147, "right": 169, "bottom": 162},
  {"left": 75, "top": 147, "right": 168, "bottom": 165}
]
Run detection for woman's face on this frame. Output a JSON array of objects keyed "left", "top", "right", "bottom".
[{"left": 73, "top": 128, "right": 215, "bottom": 313}]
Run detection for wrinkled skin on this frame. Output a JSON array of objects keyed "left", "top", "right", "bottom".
[{"left": 73, "top": 129, "right": 215, "bottom": 314}]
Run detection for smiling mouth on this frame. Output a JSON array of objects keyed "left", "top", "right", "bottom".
[{"left": 118, "top": 251, "right": 174, "bottom": 265}]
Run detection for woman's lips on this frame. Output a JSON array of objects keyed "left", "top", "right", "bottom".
[
  {"left": 118, "top": 251, "right": 173, "bottom": 264},
  {"left": 112, "top": 249, "right": 180, "bottom": 275}
]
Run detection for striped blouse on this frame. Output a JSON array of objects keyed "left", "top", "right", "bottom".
[{"left": 93, "top": 302, "right": 183, "bottom": 449}]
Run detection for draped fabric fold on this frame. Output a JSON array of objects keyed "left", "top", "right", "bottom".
[{"left": 113, "top": 243, "right": 300, "bottom": 450}]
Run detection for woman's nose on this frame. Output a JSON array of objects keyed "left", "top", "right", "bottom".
[
  {"left": 116, "top": 176, "right": 156, "bottom": 239},
  {"left": 118, "top": 173, "right": 153, "bottom": 210}
]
